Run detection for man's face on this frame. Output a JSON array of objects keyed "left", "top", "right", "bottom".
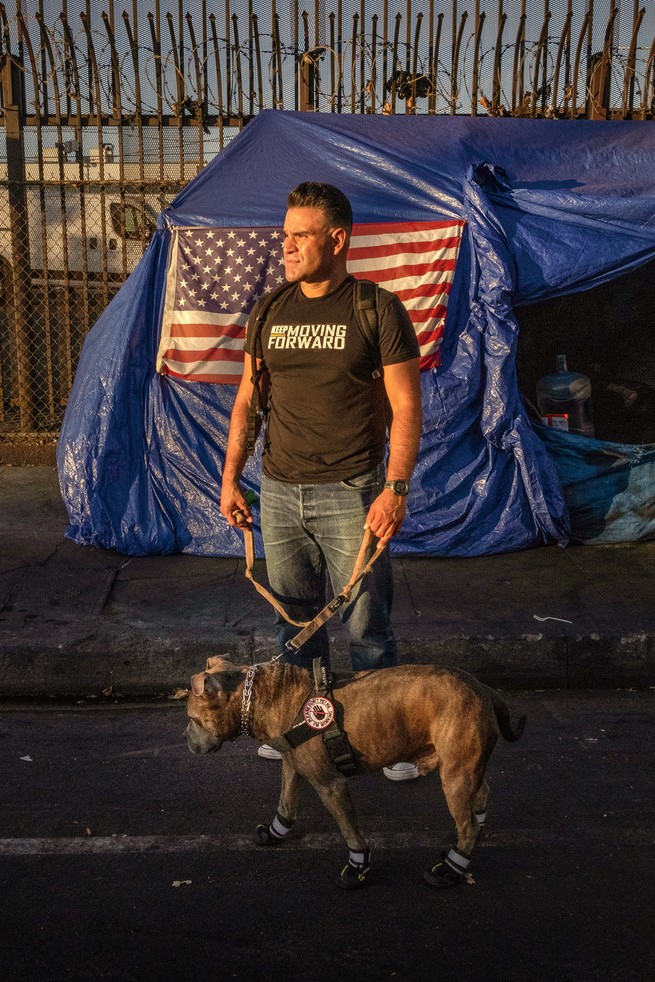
[{"left": 282, "top": 206, "right": 340, "bottom": 285}]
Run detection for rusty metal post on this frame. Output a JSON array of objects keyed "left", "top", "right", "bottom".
[
  {"left": 429, "top": 11, "right": 443, "bottom": 115},
  {"left": 291, "top": 0, "right": 298, "bottom": 111},
  {"left": 273, "top": 11, "right": 284, "bottom": 109},
  {"left": 552, "top": 10, "right": 573, "bottom": 117},
  {"left": 530, "top": 11, "right": 551, "bottom": 116},
  {"left": 622, "top": 5, "right": 645, "bottom": 119},
  {"left": 252, "top": 13, "right": 263, "bottom": 115},
  {"left": 337, "top": 1, "right": 343, "bottom": 113},
  {"left": 471, "top": 6, "right": 484, "bottom": 116},
  {"left": 360, "top": 0, "right": 366, "bottom": 114},
  {"left": 1, "top": 52, "right": 35, "bottom": 428},
  {"left": 451, "top": 10, "right": 468, "bottom": 115},
  {"left": 36, "top": 13, "right": 73, "bottom": 402},
  {"left": 148, "top": 8, "right": 165, "bottom": 180},
  {"left": 381, "top": 0, "right": 388, "bottom": 112},
  {"left": 492, "top": 9, "right": 507, "bottom": 114},
  {"left": 60, "top": 10, "right": 90, "bottom": 410},
  {"left": 209, "top": 13, "right": 225, "bottom": 149},
  {"left": 350, "top": 11, "right": 358, "bottom": 112},
  {"left": 390, "top": 12, "right": 401, "bottom": 113},
  {"left": 571, "top": 10, "right": 591, "bottom": 119},
  {"left": 231, "top": 13, "right": 244, "bottom": 122},
  {"left": 17, "top": 12, "right": 54, "bottom": 419},
  {"left": 410, "top": 11, "right": 424, "bottom": 114},
  {"left": 187, "top": 11, "right": 207, "bottom": 164},
  {"left": 370, "top": 13, "right": 378, "bottom": 113},
  {"left": 80, "top": 10, "right": 111, "bottom": 311},
  {"left": 640, "top": 35, "right": 655, "bottom": 118},
  {"left": 299, "top": 11, "right": 314, "bottom": 112},
  {"left": 512, "top": 6, "right": 526, "bottom": 113},
  {"left": 588, "top": 5, "right": 618, "bottom": 120}
]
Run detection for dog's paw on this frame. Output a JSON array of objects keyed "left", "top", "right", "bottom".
[
  {"left": 254, "top": 824, "right": 284, "bottom": 847},
  {"left": 336, "top": 862, "right": 369, "bottom": 891},
  {"left": 423, "top": 850, "right": 467, "bottom": 889},
  {"left": 254, "top": 812, "right": 295, "bottom": 847},
  {"left": 423, "top": 862, "right": 462, "bottom": 889}
]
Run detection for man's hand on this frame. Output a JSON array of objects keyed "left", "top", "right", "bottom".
[
  {"left": 220, "top": 355, "right": 260, "bottom": 528},
  {"left": 364, "top": 488, "right": 407, "bottom": 547},
  {"left": 220, "top": 484, "right": 254, "bottom": 527}
]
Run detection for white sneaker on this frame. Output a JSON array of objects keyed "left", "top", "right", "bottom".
[
  {"left": 258, "top": 743, "right": 283, "bottom": 760},
  {"left": 383, "top": 762, "right": 419, "bottom": 781}
]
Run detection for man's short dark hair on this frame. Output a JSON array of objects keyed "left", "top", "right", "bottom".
[{"left": 287, "top": 182, "right": 353, "bottom": 232}]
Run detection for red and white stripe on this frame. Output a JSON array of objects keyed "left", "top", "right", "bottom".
[
  {"left": 348, "top": 220, "right": 465, "bottom": 371},
  {"left": 157, "top": 312, "right": 247, "bottom": 385}
]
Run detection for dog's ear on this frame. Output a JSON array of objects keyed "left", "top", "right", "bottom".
[
  {"left": 190, "top": 670, "right": 231, "bottom": 697},
  {"left": 190, "top": 671, "right": 208, "bottom": 696},
  {"left": 206, "top": 654, "right": 235, "bottom": 673}
]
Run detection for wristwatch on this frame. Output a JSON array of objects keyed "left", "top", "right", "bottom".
[{"left": 384, "top": 479, "right": 410, "bottom": 496}]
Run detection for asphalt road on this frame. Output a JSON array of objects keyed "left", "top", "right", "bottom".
[{"left": 1, "top": 688, "right": 653, "bottom": 982}]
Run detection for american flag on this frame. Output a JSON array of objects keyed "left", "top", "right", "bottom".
[
  {"left": 156, "top": 219, "right": 464, "bottom": 383},
  {"left": 349, "top": 220, "right": 465, "bottom": 371},
  {"left": 156, "top": 227, "right": 285, "bottom": 384}
]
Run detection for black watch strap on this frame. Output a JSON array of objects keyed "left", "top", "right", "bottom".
[{"left": 384, "top": 479, "right": 410, "bottom": 496}]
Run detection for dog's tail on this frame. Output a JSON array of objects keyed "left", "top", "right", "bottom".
[{"left": 492, "top": 692, "right": 527, "bottom": 743}]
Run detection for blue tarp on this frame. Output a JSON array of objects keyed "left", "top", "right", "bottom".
[
  {"left": 536, "top": 424, "right": 655, "bottom": 544},
  {"left": 57, "top": 113, "right": 655, "bottom": 557}
]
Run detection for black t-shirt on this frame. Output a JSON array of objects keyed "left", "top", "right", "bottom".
[{"left": 245, "top": 276, "right": 419, "bottom": 483}]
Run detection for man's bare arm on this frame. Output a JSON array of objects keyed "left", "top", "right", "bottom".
[
  {"left": 220, "top": 357, "right": 267, "bottom": 526},
  {"left": 365, "top": 357, "right": 421, "bottom": 545}
]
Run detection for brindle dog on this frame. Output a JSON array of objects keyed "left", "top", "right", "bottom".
[{"left": 186, "top": 655, "right": 525, "bottom": 890}]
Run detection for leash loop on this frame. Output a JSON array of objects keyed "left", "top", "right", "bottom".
[
  {"left": 241, "top": 524, "right": 310, "bottom": 628},
  {"left": 240, "top": 524, "right": 386, "bottom": 654}
]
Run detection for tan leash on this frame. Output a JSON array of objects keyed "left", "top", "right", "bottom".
[{"left": 239, "top": 522, "right": 386, "bottom": 653}]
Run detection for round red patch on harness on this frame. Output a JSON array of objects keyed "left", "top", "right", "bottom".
[{"left": 303, "top": 696, "right": 335, "bottom": 730}]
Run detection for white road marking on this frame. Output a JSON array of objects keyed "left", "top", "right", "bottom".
[{"left": 0, "top": 827, "right": 648, "bottom": 856}]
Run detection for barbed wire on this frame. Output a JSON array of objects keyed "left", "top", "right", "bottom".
[{"left": 5, "top": 10, "right": 655, "bottom": 120}]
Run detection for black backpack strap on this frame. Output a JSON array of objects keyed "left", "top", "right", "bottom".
[
  {"left": 353, "top": 278, "right": 396, "bottom": 432},
  {"left": 353, "top": 279, "right": 383, "bottom": 379},
  {"left": 245, "top": 281, "right": 295, "bottom": 456}
]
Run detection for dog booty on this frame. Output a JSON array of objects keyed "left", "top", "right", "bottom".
[
  {"left": 254, "top": 812, "right": 295, "bottom": 847},
  {"left": 337, "top": 849, "right": 371, "bottom": 890},
  {"left": 423, "top": 848, "right": 470, "bottom": 889}
]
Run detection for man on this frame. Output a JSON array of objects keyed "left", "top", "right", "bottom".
[{"left": 220, "top": 182, "right": 422, "bottom": 780}]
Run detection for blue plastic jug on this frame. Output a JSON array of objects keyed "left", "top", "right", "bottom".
[{"left": 536, "top": 355, "right": 594, "bottom": 437}]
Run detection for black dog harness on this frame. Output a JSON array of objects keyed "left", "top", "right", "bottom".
[{"left": 259, "top": 658, "right": 359, "bottom": 777}]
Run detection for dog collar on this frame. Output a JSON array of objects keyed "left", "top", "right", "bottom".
[{"left": 240, "top": 664, "right": 259, "bottom": 736}]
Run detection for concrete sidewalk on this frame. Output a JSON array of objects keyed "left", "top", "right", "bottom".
[{"left": 1, "top": 465, "right": 654, "bottom": 698}]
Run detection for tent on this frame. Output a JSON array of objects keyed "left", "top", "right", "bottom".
[{"left": 57, "top": 111, "right": 655, "bottom": 558}]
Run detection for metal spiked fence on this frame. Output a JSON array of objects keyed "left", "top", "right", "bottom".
[{"left": 1, "top": 0, "right": 654, "bottom": 434}]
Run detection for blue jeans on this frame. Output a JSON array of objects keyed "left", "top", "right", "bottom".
[{"left": 260, "top": 465, "right": 398, "bottom": 671}]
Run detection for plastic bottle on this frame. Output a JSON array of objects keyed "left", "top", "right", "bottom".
[{"left": 536, "top": 354, "right": 595, "bottom": 437}]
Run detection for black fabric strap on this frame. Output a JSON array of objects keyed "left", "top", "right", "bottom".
[
  {"left": 267, "top": 659, "right": 358, "bottom": 776},
  {"left": 323, "top": 725, "right": 359, "bottom": 776}
]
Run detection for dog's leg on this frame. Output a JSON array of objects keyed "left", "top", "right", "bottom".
[
  {"left": 310, "top": 775, "right": 371, "bottom": 891},
  {"left": 424, "top": 764, "right": 485, "bottom": 889},
  {"left": 254, "top": 757, "right": 303, "bottom": 847},
  {"left": 472, "top": 779, "right": 490, "bottom": 832}
]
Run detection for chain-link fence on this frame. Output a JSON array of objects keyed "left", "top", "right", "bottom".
[{"left": 1, "top": 0, "right": 654, "bottom": 436}]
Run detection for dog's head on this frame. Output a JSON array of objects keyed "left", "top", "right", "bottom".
[{"left": 185, "top": 655, "right": 245, "bottom": 755}]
